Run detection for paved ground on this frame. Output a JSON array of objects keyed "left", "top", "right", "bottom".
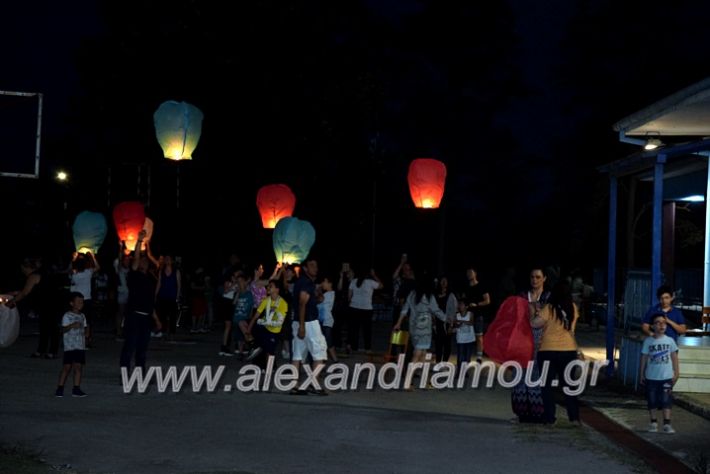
[{"left": 0, "top": 318, "right": 705, "bottom": 473}]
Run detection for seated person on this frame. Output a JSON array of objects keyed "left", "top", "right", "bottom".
[{"left": 246, "top": 279, "right": 288, "bottom": 368}]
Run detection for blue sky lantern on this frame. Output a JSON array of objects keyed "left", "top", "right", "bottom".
[
  {"left": 272, "top": 217, "right": 316, "bottom": 265},
  {"left": 153, "top": 101, "right": 204, "bottom": 161},
  {"left": 72, "top": 211, "right": 107, "bottom": 254}
]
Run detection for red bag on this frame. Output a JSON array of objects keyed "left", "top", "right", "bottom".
[{"left": 483, "top": 296, "right": 534, "bottom": 366}]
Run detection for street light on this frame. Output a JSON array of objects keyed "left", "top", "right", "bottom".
[{"left": 56, "top": 171, "right": 68, "bottom": 182}]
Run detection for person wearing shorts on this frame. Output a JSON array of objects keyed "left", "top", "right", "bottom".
[
  {"left": 291, "top": 258, "right": 328, "bottom": 395},
  {"left": 640, "top": 313, "right": 680, "bottom": 434},
  {"left": 55, "top": 292, "right": 89, "bottom": 398}
]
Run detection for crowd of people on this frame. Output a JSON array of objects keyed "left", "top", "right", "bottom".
[{"left": 2, "top": 241, "right": 685, "bottom": 431}]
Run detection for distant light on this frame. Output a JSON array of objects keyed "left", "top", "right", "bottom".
[
  {"left": 644, "top": 138, "right": 663, "bottom": 150},
  {"left": 678, "top": 195, "right": 705, "bottom": 202},
  {"left": 56, "top": 171, "right": 68, "bottom": 181}
]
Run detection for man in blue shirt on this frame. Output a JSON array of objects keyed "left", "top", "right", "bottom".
[
  {"left": 642, "top": 285, "right": 687, "bottom": 342},
  {"left": 291, "top": 257, "right": 328, "bottom": 395}
]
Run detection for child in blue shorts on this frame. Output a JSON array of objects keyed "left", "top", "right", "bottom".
[{"left": 640, "top": 313, "right": 680, "bottom": 434}]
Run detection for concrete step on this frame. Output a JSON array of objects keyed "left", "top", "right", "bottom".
[
  {"left": 678, "top": 345, "right": 710, "bottom": 362},
  {"left": 679, "top": 360, "right": 710, "bottom": 375},
  {"left": 675, "top": 374, "right": 710, "bottom": 393}
]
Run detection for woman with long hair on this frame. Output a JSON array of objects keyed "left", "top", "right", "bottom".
[
  {"left": 511, "top": 267, "right": 550, "bottom": 423},
  {"left": 434, "top": 276, "right": 457, "bottom": 363},
  {"left": 346, "top": 268, "right": 383, "bottom": 354},
  {"left": 394, "top": 276, "right": 445, "bottom": 367},
  {"left": 531, "top": 281, "right": 581, "bottom": 425}
]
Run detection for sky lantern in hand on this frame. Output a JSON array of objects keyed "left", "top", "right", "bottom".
[
  {"left": 407, "top": 158, "right": 447, "bottom": 209},
  {"left": 153, "top": 100, "right": 203, "bottom": 161},
  {"left": 72, "top": 211, "right": 107, "bottom": 254},
  {"left": 256, "top": 184, "right": 296, "bottom": 229},
  {"left": 113, "top": 201, "right": 146, "bottom": 253},
  {"left": 272, "top": 217, "right": 315, "bottom": 265}
]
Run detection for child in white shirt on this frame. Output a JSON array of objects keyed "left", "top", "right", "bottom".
[
  {"left": 318, "top": 277, "right": 337, "bottom": 362},
  {"left": 640, "top": 313, "right": 680, "bottom": 434},
  {"left": 55, "top": 292, "right": 89, "bottom": 398},
  {"left": 454, "top": 299, "right": 475, "bottom": 372}
]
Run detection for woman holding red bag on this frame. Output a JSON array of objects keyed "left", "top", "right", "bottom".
[{"left": 510, "top": 267, "right": 550, "bottom": 423}]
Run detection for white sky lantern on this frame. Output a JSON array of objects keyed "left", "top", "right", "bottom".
[{"left": 153, "top": 101, "right": 204, "bottom": 161}]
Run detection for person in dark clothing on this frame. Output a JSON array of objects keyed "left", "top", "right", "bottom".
[
  {"left": 120, "top": 230, "right": 161, "bottom": 373},
  {"left": 463, "top": 268, "right": 491, "bottom": 360},
  {"left": 332, "top": 263, "right": 353, "bottom": 351},
  {"left": 434, "top": 276, "right": 457, "bottom": 363},
  {"left": 8, "top": 258, "right": 64, "bottom": 359},
  {"left": 154, "top": 255, "right": 181, "bottom": 338}
]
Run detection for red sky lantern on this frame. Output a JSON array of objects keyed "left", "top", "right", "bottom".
[
  {"left": 113, "top": 201, "right": 146, "bottom": 254},
  {"left": 408, "top": 158, "right": 447, "bottom": 209},
  {"left": 256, "top": 184, "right": 296, "bottom": 229}
]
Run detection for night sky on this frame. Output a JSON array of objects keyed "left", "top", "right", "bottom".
[{"left": 3, "top": 0, "right": 710, "bottom": 289}]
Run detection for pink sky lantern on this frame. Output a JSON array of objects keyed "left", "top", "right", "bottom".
[
  {"left": 256, "top": 184, "right": 296, "bottom": 229},
  {"left": 113, "top": 201, "right": 146, "bottom": 254},
  {"left": 407, "top": 158, "right": 447, "bottom": 209}
]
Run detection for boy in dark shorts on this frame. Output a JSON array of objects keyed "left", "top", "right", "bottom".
[
  {"left": 640, "top": 313, "right": 680, "bottom": 434},
  {"left": 55, "top": 292, "right": 89, "bottom": 397}
]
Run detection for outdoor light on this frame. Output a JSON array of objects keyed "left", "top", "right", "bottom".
[
  {"left": 153, "top": 100, "right": 204, "bottom": 161},
  {"left": 56, "top": 171, "right": 68, "bottom": 181},
  {"left": 644, "top": 137, "right": 663, "bottom": 150},
  {"left": 407, "top": 158, "right": 447, "bottom": 209},
  {"left": 256, "top": 184, "right": 296, "bottom": 229},
  {"left": 72, "top": 211, "right": 107, "bottom": 254},
  {"left": 113, "top": 201, "right": 146, "bottom": 254},
  {"left": 679, "top": 195, "right": 705, "bottom": 202},
  {"left": 272, "top": 217, "right": 315, "bottom": 265}
]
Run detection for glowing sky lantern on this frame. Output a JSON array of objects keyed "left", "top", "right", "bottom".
[
  {"left": 113, "top": 201, "right": 146, "bottom": 254},
  {"left": 153, "top": 101, "right": 203, "bottom": 161},
  {"left": 256, "top": 184, "right": 296, "bottom": 229},
  {"left": 407, "top": 158, "right": 447, "bottom": 209},
  {"left": 72, "top": 211, "right": 107, "bottom": 254},
  {"left": 272, "top": 217, "right": 316, "bottom": 265}
]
